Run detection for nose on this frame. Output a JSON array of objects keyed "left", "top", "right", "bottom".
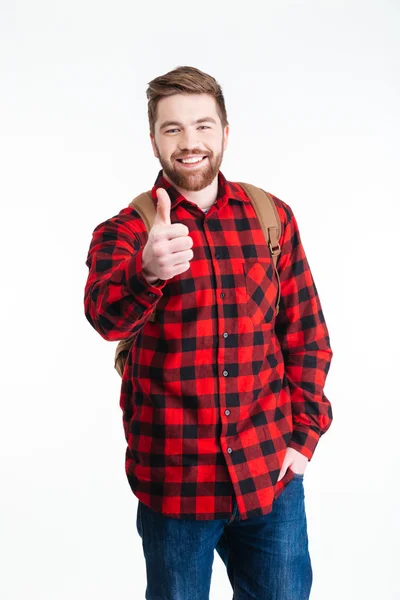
[{"left": 178, "top": 128, "right": 203, "bottom": 153}]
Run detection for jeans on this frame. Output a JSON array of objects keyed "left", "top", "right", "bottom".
[{"left": 136, "top": 473, "right": 312, "bottom": 600}]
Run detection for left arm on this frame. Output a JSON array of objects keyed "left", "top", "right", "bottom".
[{"left": 273, "top": 198, "right": 334, "bottom": 461}]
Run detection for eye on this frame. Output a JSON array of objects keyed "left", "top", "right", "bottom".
[{"left": 165, "top": 126, "right": 211, "bottom": 133}]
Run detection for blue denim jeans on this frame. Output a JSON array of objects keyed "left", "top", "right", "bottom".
[{"left": 136, "top": 473, "right": 312, "bottom": 600}]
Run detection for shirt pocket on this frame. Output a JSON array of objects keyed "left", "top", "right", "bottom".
[{"left": 242, "top": 258, "right": 278, "bottom": 328}]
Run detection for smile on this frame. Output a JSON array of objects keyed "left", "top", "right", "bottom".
[{"left": 176, "top": 156, "right": 208, "bottom": 168}]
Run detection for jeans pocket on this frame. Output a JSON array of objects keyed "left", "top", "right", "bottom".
[{"left": 288, "top": 466, "right": 305, "bottom": 479}]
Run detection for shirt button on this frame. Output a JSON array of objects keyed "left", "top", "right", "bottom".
[
  {"left": 223, "top": 370, "right": 228, "bottom": 377},
  {"left": 227, "top": 447, "right": 232, "bottom": 453},
  {"left": 148, "top": 292, "right": 155, "bottom": 297},
  {"left": 225, "top": 409, "right": 230, "bottom": 416},
  {"left": 220, "top": 293, "right": 225, "bottom": 298},
  {"left": 223, "top": 332, "right": 228, "bottom": 338}
]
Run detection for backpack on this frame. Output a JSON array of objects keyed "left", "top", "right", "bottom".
[{"left": 114, "top": 182, "right": 282, "bottom": 378}]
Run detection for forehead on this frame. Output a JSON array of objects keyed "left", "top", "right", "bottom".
[{"left": 156, "top": 93, "right": 218, "bottom": 124}]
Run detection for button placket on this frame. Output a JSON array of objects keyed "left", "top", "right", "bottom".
[{"left": 212, "top": 239, "right": 236, "bottom": 463}]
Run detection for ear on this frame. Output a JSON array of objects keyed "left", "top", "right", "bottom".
[
  {"left": 223, "top": 125, "right": 229, "bottom": 152},
  {"left": 150, "top": 133, "right": 159, "bottom": 158}
]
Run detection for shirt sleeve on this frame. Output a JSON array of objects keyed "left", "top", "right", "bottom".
[
  {"left": 273, "top": 200, "right": 334, "bottom": 461},
  {"left": 83, "top": 207, "right": 167, "bottom": 341}
]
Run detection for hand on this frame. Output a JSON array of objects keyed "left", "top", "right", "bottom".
[
  {"left": 277, "top": 447, "right": 308, "bottom": 482},
  {"left": 142, "top": 188, "right": 194, "bottom": 283}
]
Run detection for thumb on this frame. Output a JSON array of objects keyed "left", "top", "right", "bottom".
[{"left": 153, "top": 188, "right": 171, "bottom": 227}]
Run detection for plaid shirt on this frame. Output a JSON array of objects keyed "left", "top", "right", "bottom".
[{"left": 84, "top": 168, "right": 333, "bottom": 521}]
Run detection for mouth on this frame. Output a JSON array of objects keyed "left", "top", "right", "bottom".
[{"left": 176, "top": 156, "right": 208, "bottom": 168}]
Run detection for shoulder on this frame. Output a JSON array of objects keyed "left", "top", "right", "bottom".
[
  {"left": 90, "top": 205, "right": 148, "bottom": 248},
  {"left": 267, "top": 192, "right": 294, "bottom": 225},
  {"left": 265, "top": 192, "right": 297, "bottom": 248},
  {"left": 92, "top": 205, "right": 146, "bottom": 233}
]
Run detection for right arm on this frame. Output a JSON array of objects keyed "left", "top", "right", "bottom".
[{"left": 83, "top": 207, "right": 166, "bottom": 342}]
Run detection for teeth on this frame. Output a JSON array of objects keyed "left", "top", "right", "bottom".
[{"left": 181, "top": 156, "right": 204, "bottom": 163}]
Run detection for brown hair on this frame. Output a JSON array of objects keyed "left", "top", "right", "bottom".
[{"left": 146, "top": 65, "right": 229, "bottom": 136}]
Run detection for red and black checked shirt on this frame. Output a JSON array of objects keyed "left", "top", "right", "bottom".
[{"left": 84, "top": 168, "right": 333, "bottom": 521}]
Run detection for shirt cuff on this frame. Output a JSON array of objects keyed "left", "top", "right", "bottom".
[
  {"left": 287, "top": 425, "right": 321, "bottom": 461},
  {"left": 125, "top": 247, "right": 167, "bottom": 301}
]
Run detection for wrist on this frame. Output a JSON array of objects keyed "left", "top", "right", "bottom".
[{"left": 142, "top": 265, "right": 158, "bottom": 285}]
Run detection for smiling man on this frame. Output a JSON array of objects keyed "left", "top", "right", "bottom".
[{"left": 84, "top": 65, "right": 334, "bottom": 600}]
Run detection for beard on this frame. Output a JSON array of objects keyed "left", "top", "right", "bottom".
[{"left": 154, "top": 139, "right": 225, "bottom": 192}]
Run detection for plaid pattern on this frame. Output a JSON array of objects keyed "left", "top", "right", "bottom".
[{"left": 84, "top": 168, "right": 333, "bottom": 520}]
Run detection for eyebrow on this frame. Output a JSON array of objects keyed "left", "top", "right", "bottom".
[{"left": 159, "top": 117, "right": 217, "bottom": 130}]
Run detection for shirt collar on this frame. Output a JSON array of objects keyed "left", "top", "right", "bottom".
[{"left": 151, "top": 168, "right": 251, "bottom": 212}]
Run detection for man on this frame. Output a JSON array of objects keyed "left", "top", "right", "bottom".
[{"left": 84, "top": 65, "right": 333, "bottom": 600}]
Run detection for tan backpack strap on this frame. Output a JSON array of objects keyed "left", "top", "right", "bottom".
[
  {"left": 237, "top": 182, "right": 282, "bottom": 316},
  {"left": 128, "top": 190, "right": 155, "bottom": 232},
  {"left": 114, "top": 337, "right": 134, "bottom": 377}
]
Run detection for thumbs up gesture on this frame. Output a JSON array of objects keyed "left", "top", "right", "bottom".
[{"left": 142, "top": 188, "right": 194, "bottom": 284}]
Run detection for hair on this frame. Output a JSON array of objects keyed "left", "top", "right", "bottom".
[{"left": 146, "top": 65, "right": 229, "bottom": 137}]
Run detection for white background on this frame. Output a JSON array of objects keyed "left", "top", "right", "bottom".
[{"left": 1, "top": 1, "right": 399, "bottom": 598}]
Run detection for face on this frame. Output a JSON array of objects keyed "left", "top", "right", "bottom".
[{"left": 150, "top": 93, "right": 229, "bottom": 192}]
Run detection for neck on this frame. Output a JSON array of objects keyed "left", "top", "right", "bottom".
[{"left": 162, "top": 171, "right": 219, "bottom": 210}]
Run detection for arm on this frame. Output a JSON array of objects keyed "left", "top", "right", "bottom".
[
  {"left": 84, "top": 207, "right": 166, "bottom": 341},
  {"left": 273, "top": 198, "right": 333, "bottom": 461}
]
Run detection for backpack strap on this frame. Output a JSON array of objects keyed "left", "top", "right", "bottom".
[
  {"left": 128, "top": 191, "right": 156, "bottom": 232},
  {"left": 236, "top": 182, "right": 282, "bottom": 316}
]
